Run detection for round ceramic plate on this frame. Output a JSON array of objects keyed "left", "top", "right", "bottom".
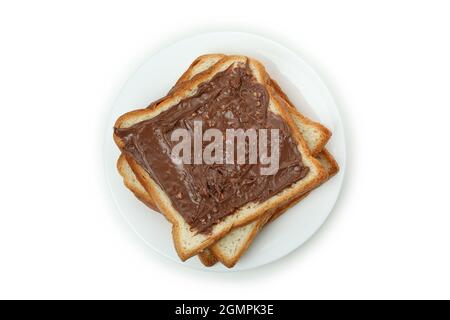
[{"left": 104, "top": 32, "right": 346, "bottom": 271}]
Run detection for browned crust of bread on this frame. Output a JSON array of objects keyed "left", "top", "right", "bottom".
[
  {"left": 113, "top": 55, "right": 327, "bottom": 261},
  {"left": 116, "top": 154, "right": 158, "bottom": 212},
  {"left": 197, "top": 249, "right": 218, "bottom": 267},
  {"left": 209, "top": 213, "right": 273, "bottom": 268},
  {"left": 317, "top": 148, "right": 340, "bottom": 177},
  {"left": 269, "top": 78, "right": 332, "bottom": 155},
  {"left": 174, "top": 54, "right": 331, "bottom": 155},
  {"left": 175, "top": 54, "right": 226, "bottom": 86}
]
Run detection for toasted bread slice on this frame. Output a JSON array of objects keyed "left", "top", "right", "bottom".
[
  {"left": 208, "top": 149, "right": 339, "bottom": 268},
  {"left": 114, "top": 55, "right": 327, "bottom": 261},
  {"left": 117, "top": 54, "right": 334, "bottom": 266}
]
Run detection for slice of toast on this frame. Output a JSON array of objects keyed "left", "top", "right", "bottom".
[
  {"left": 117, "top": 54, "right": 335, "bottom": 266},
  {"left": 113, "top": 55, "right": 328, "bottom": 261},
  {"left": 208, "top": 149, "right": 339, "bottom": 268}
]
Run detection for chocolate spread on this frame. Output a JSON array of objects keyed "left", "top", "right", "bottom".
[{"left": 115, "top": 62, "right": 309, "bottom": 233}]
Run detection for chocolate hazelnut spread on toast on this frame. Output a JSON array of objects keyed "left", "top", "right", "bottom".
[{"left": 115, "top": 62, "right": 309, "bottom": 233}]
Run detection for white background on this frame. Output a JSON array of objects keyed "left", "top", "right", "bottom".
[{"left": 0, "top": 1, "right": 449, "bottom": 299}]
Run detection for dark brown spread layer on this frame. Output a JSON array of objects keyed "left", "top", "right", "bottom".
[{"left": 115, "top": 63, "right": 309, "bottom": 233}]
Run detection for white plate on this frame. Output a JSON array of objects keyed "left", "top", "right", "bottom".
[{"left": 104, "top": 32, "right": 346, "bottom": 271}]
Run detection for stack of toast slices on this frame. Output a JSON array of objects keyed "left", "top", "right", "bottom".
[{"left": 114, "top": 54, "right": 339, "bottom": 268}]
